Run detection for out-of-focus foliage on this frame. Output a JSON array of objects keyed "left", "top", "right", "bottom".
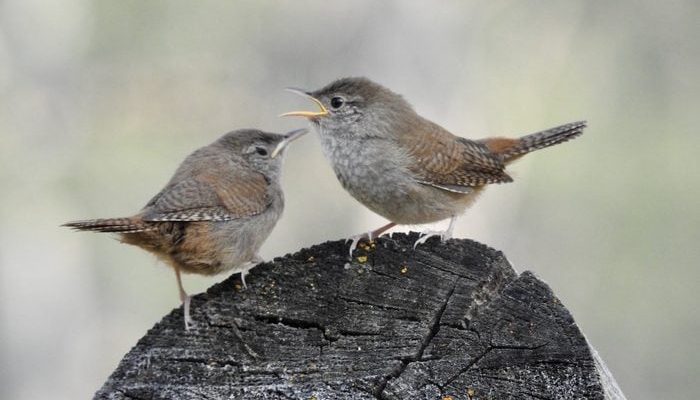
[{"left": 0, "top": 1, "right": 697, "bottom": 399}]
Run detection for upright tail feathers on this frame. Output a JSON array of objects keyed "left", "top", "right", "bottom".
[
  {"left": 63, "top": 217, "right": 151, "bottom": 234},
  {"left": 498, "top": 121, "right": 586, "bottom": 163}
]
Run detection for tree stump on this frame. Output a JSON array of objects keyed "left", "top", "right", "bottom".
[{"left": 95, "top": 232, "right": 625, "bottom": 400}]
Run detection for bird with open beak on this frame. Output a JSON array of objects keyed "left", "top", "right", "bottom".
[{"left": 282, "top": 77, "right": 585, "bottom": 255}]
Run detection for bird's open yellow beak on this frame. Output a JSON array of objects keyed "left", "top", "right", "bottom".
[
  {"left": 271, "top": 128, "right": 308, "bottom": 158},
  {"left": 280, "top": 88, "right": 328, "bottom": 118}
]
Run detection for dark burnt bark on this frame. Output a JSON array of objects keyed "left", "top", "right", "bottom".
[{"left": 95, "top": 232, "right": 621, "bottom": 400}]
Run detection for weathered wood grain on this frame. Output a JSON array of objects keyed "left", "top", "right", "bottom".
[{"left": 95, "top": 232, "right": 620, "bottom": 400}]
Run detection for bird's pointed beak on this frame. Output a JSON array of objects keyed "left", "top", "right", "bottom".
[
  {"left": 271, "top": 128, "right": 308, "bottom": 158},
  {"left": 280, "top": 88, "right": 329, "bottom": 119}
]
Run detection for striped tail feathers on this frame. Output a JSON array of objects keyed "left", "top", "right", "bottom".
[
  {"left": 484, "top": 121, "right": 587, "bottom": 163},
  {"left": 62, "top": 216, "right": 154, "bottom": 234}
]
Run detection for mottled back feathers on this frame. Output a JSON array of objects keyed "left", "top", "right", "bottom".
[{"left": 399, "top": 118, "right": 513, "bottom": 193}]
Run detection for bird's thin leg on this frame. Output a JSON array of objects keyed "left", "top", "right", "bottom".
[
  {"left": 175, "top": 266, "right": 194, "bottom": 330},
  {"left": 445, "top": 215, "right": 457, "bottom": 240},
  {"left": 414, "top": 216, "right": 458, "bottom": 249},
  {"left": 238, "top": 255, "right": 264, "bottom": 289},
  {"left": 347, "top": 221, "right": 397, "bottom": 256}
]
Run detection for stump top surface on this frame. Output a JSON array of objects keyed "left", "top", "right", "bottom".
[{"left": 96, "top": 233, "right": 605, "bottom": 400}]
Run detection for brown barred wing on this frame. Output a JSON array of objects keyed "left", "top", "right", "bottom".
[{"left": 399, "top": 119, "right": 513, "bottom": 193}]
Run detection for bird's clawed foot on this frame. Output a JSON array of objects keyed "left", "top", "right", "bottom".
[
  {"left": 346, "top": 232, "right": 372, "bottom": 257},
  {"left": 413, "top": 229, "right": 452, "bottom": 248},
  {"left": 413, "top": 216, "right": 458, "bottom": 249},
  {"left": 346, "top": 222, "right": 397, "bottom": 257}
]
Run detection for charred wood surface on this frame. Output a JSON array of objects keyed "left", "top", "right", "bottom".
[{"left": 96, "top": 232, "right": 616, "bottom": 400}]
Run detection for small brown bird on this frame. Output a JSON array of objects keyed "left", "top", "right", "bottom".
[
  {"left": 282, "top": 77, "right": 585, "bottom": 254},
  {"left": 64, "top": 128, "right": 306, "bottom": 329}
]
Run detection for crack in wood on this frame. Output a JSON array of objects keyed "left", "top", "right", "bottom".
[
  {"left": 412, "top": 256, "right": 479, "bottom": 281},
  {"left": 252, "top": 314, "right": 337, "bottom": 342},
  {"left": 442, "top": 343, "right": 549, "bottom": 388},
  {"left": 366, "top": 267, "right": 401, "bottom": 281},
  {"left": 374, "top": 282, "right": 458, "bottom": 399},
  {"left": 442, "top": 347, "right": 492, "bottom": 388}
]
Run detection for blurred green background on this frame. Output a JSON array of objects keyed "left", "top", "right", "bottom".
[{"left": 1, "top": 1, "right": 698, "bottom": 399}]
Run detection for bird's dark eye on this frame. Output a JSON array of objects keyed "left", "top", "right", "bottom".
[
  {"left": 255, "top": 147, "right": 268, "bottom": 156},
  {"left": 330, "top": 97, "right": 345, "bottom": 109}
]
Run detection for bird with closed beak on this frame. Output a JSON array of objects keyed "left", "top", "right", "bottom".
[
  {"left": 282, "top": 77, "right": 585, "bottom": 254},
  {"left": 64, "top": 128, "right": 306, "bottom": 329}
]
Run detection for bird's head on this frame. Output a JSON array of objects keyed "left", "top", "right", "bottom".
[
  {"left": 281, "top": 77, "right": 414, "bottom": 138},
  {"left": 217, "top": 128, "right": 307, "bottom": 177}
]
